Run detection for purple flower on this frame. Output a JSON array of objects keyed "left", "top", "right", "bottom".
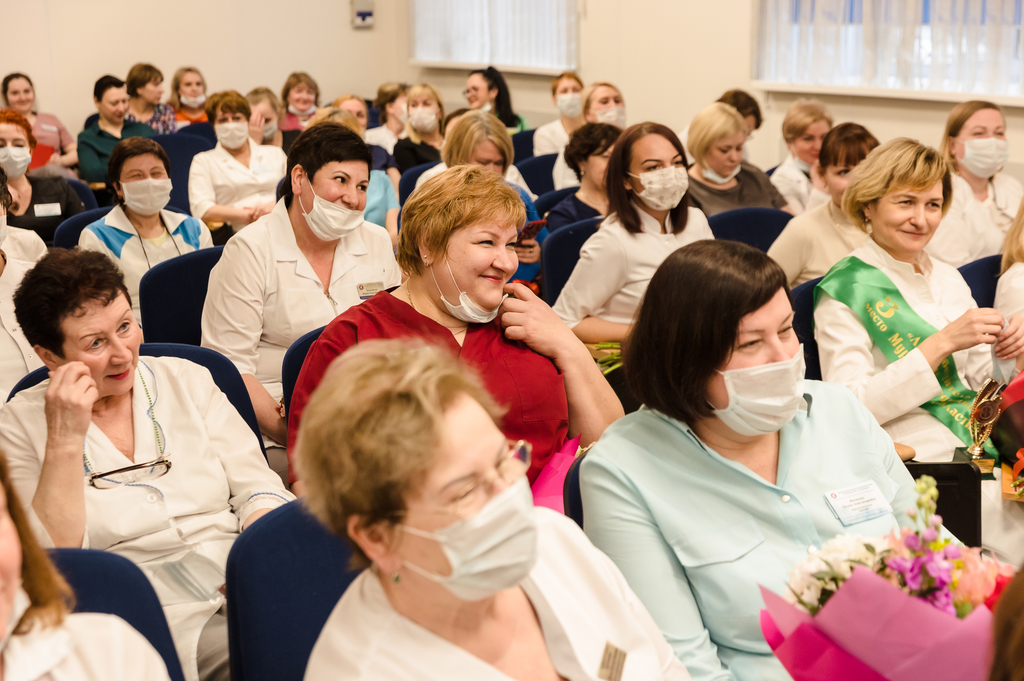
[
  {"left": 927, "top": 586, "right": 956, "bottom": 615},
  {"left": 889, "top": 555, "right": 925, "bottom": 590},
  {"left": 922, "top": 528, "right": 938, "bottom": 542},
  {"left": 904, "top": 534, "right": 922, "bottom": 552}
]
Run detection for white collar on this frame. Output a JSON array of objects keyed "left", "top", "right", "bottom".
[
  {"left": 630, "top": 200, "right": 673, "bottom": 235},
  {"left": 865, "top": 237, "right": 933, "bottom": 278},
  {"left": 104, "top": 205, "right": 186, "bottom": 236},
  {"left": 3, "top": 620, "right": 72, "bottom": 681},
  {"left": 267, "top": 200, "right": 369, "bottom": 285}
]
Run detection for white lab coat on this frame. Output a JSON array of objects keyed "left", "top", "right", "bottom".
[
  {"left": 304, "top": 509, "right": 691, "bottom": 681},
  {"left": 364, "top": 126, "right": 404, "bottom": 155},
  {"left": 0, "top": 256, "right": 43, "bottom": 401},
  {"left": 3, "top": 612, "right": 172, "bottom": 681},
  {"left": 0, "top": 356, "right": 295, "bottom": 681},
  {"left": 927, "top": 172, "right": 1023, "bottom": 268},
  {"left": 552, "top": 150, "right": 581, "bottom": 191},
  {"left": 770, "top": 154, "right": 828, "bottom": 215},
  {"left": 995, "top": 261, "right": 1024, "bottom": 319},
  {"left": 415, "top": 162, "right": 537, "bottom": 200},
  {"left": 5, "top": 226, "right": 46, "bottom": 262},
  {"left": 187, "top": 139, "right": 287, "bottom": 227},
  {"left": 533, "top": 119, "right": 571, "bottom": 157}
]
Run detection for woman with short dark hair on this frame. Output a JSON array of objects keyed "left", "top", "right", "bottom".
[
  {"left": 545, "top": 122, "right": 621, "bottom": 231},
  {"left": 581, "top": 239, "right": 921, "bottom": 680},
  {"left": 77, "top": 76, "right": 155, "bottom": 183},
  {"left": 124, "top": 63, "right": 176, "bottom": 135}
]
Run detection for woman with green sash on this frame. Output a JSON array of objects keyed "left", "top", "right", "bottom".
[{"left": 814, "top": 137, "right": 1024, "bottom": 565}]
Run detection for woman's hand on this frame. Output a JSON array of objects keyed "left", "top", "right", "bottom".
[
  {"left": 44, "top": 362, "right": 98, "bottom": 447},
  {"left": 249, "top": 110, "right": 266, "bottom": 142},
  {"left": 500, "top": 282, "right": 579, "bottom": 363},
  {"left": 995, "top": 314, "right": 1024, "bottom": 360},
  {"left": 513, "top": 239, "right": 541, "bottom": 265},
  {"left": 919, "top": 307, "right": 1005, "bottom": 372}
]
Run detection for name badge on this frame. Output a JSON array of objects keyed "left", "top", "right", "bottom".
[
  {"left": 824, "top": 480, "right": 892, "bottom": 527},
  {"left": 357, "top": 281, "right": 385, "bottom": 300},
  {"left": 41, "top": 124, "right": 58, "bottom": 132},
  {"left": 598, "top": 641, "right": 626, "bottom": 681},
  {"left": 33, "top": 202, "right": 62, "bottom": 217}
]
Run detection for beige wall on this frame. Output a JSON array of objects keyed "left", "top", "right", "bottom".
[{"left": 9, "top": 0, "right": 1024, "bottom": 179}]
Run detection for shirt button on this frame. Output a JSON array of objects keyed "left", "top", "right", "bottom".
[
  {"left": 781, "top": 494, "right": 792, "bottom": 503},
  {"left": 147, "top": 493, "right": 159, "bottom": 503}
]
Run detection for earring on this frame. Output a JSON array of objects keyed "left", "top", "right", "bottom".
[{"left": 391, "top": 570, "right": 401, "bottom": 584}]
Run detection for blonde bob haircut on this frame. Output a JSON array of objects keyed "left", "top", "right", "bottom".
[
  {"left": 782, "top": 98, "right": 833, "bottom": 143},
  {"left": 332, "top": 94, "right": 367, "bottom": 114},
  {"left": 397, "top": 165, "right": 525, "bottom": 277},
  {"left": 581, "top": 81, "right": 622, "bottom": 119},
  {"left": 940, "top": 100, "right": 1004, "bottom": 167},
  {"left": 687, "top": 102, "right": 747, "bottom": 167},
  {"left": 296, "top": 340, "right": 504, "bottom": 568},
  {"left": 442, "top": 109, "right": 514, "bottom": 169},
  {"left": 1002, "top": 210, "right": 1024, "bottom": 274},
  {"left": 245, "top": 87, "right": 284, "bottom": 119},
  {"left": 404, "top": 84, "right": 446, "bottom": 145},
  {"left": 841, "top": 137, "right": 953, "bottom": 231},
  {"left": 167, "top": 66, "right": 205, "bottom": 110},
  {"left": 308, "top": 107, "right": 361, "bottom": 134}
]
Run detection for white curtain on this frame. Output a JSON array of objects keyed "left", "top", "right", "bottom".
[
  {"left": 410, "top": 0, "right": 578, "bottom": 71},
  {"left": 756, "top": 0, "right": 1024, "bottom": 96}
]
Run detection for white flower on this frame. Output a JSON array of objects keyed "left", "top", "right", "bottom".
[{"left": 783, "top": 534, "right": 885, "bottom": 613}]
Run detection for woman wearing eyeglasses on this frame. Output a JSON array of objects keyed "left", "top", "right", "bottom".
[
  {"left": 298, "top": 340, "right": 691, "bottom": 681},
  {"left": 0, "top": 249, "right": 294, "bottom": 681}
]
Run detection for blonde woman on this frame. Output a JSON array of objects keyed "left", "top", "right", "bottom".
[
  {"left": 995, "top": 211, "right": 1024, "bottom": 319},
  {"left": 332, "top": 94, "right": 369, "bottom": 132},
  {"left": 364, "top": 82, "right": 408, "bottom": 154},
  {"left": 814, "top": 138, "right": 1024, "bottom": 565},
  {"left": 169, "top": 66, "right": 208, "bottom": 128},
  {"left": 686, "top": 102, "right": 790, "bottom": 217},
  {"left": 928, "top": 100, "right": 1023, "bottom": 267},
  {"left": 552, "top": 81, "right": 627, "bottom": 190},
  {"left": 246, "top": 87, "right": 285, "bottom": 147},
  {"left": 770, "top": 98, "right": 833, "bottom": 214},
  {"left": 394, "top": 83, "right": 445, "bottom": 173}
]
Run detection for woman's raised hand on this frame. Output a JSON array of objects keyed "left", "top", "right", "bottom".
[
  {"left": 995, "top": 314, "right": 1024, "bottom": 360},
  {"left": 500, "top": 282, "right": 577, "bottom": 362},
  {"left": 43, "top": 362, "right": 98, "bottom": 447}
]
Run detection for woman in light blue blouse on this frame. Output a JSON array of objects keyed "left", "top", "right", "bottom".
[{"left": 580, "top": 239, "right": 921, "bottom": 681}]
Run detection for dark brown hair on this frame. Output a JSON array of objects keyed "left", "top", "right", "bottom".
[
  {"left": 107, "top": 137, "right": 171, "bottom": 202},
  {"left": 281, "top": 122, "right": 372, "bottom": 208},
  {"left": 818, "top": 122, "right": 880, "bottom": 171},
  {"left": 717, "top": 89, "right": 762, "bottom": 129},
  {"left": 606, "top": 122, "right": 691, "bottom": 235},
  {"left": 990, "top": 566, "right": 1024, "bottom": 681},
  {"left": 625, "top": 240, "right": 790, "bottom": 423},
  {"left": 125, "top": 63, "right": 163, "bottom": 98},
  {"left": 1, "top": 73, "right": 32, "bottom": 106},
  {"left": 205, "top": 90, "right": 251, "bottom": 124},
  {"left": 564, "top": 123, "right": 622, "bottom": 181}
]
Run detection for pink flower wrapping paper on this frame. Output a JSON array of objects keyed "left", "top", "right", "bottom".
[{"left": 531, "top": 436, "right": 582, "bottom": 513}]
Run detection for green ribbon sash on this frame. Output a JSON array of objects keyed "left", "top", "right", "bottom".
[{"left": 815, "top": 256, "right": 995, "bottom": 456}]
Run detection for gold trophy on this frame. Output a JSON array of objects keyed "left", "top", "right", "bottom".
[{"left": 968, "top": 378, "right": 1004, "bottom": 475}]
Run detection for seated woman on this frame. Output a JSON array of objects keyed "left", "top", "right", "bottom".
[
  {"left": 80, "top": 137, "right": 212, "bottom": 325},
  {"left": 996, "top": 213, "right": 1024, "bottom": 319},
  {"left": 364, "top": 82, "right": 408, "bottom": 154},
  {"left": 201, "top": 122, "right": 400, "bottom": 480},
  {"left": 0, "top": 249, "right": 294, "bottom": 681},
  {"left": 769, "top": 98, "right": 832, "bottom": 214},
  {"left": 465, "top": 66, "right": 527, "bottom": 133},
  {"left": 582, "top": 239, "right": 922, "bottom": 680},
  {"left": 927, "top": 101, "right": 1023, "bottom": 268},
  {"left": 170, "top": 66, "right": 208, "bottom": 128},
  {"left": 686, "top": 102, "right": 790, "bottom": 217},
  {"left": 77, "top": 76, "right": 154, "bottom": 184},
  {"left": 0, "top": 450, "right": 173, "bottom": 680},
  {"left": 1, "top": 108, "right": 83, "bottom": 248},
  {"left": 680, "top": 89, "right": 763, "bottom": 164},
  {"left": 332, "top": 95, "right": 370, "bottom": 131},
  {"left": 324, "top": 98, "right": 401, "bottom": 193},
  {"left": 394, "top": 84, "right": 445, "bottom": 174},
  {"left": 546, "top": 122, "right": 621, "bottom": 230},
  {"left": 815, "top": 137, "right": 1024, "bottom": 565},
  {"left": 246, "top": 87, "right": 286, "bottom": 148},
  {"left": 768, "top": 122, "right": 879, "bottom": 286},
  {"left": 286, "top": 165, "right": 622, "bottom": 493},
  {"left": 415, "top": 111, "right": 542, "bottom": 281},
  {"left": 298, "top": 340, "right": 689, "bottom": 681},
  {"left": 124, "top": 63, "right": 176, "bottom": 136},
  {"left": 552, "top": 82, "right": 627, "bottom": 190},
  {"left": 533, "top": 71, "right": 584, "bottom": 157},
  {"left": 279, "top": 72, "right": 320, "bottom": 132},
  {"left": 187, "top": 91, "right": 287, "bottom": 232},
  {"left": 2, "top": 72, "right": 78, "bottom": 178}
]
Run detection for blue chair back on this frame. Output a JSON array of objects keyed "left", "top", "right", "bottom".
[
  {"left": 398, "top": 161, "right": 441, "bottom": 205},
  {"left": 153, "top": 134, "right": 215, "bottom": 215},
  {"left": 226, "top": 500, "right": 360, "bottom": 681},
  {"left": 83, "top": 113, "right": 99, "bottom": 130},
  {"left": 958, "top": 255, "right": 1002, "bottom": 308},
  {"left": 282, "top": 326, "right": 325, "bottom": 417},
  {"left": 8, "top": 343, "right": 266, "bottom": 460},
  {"left": 67, "top": 178, "right": 99, "bottom": 211},
  {"left": 541, "top": 216, "right": 601, "bottom": 305},
  {"left": 707, "top": 207, "right": 793, "bottom": 252},
  {"left": 563, "top": 453, "right": 585, "bottom": 529},
  {"left": 50, "top": 549, "right": 186, "bottom": 681},
  {"left": 276, "top": 177, "right": 286, "bottom": 200},
  {"left": 53, "top": 205, "right": 190, "bottom": 249},
  {"left": 791, "top": 277, "right": 824, "bottom": 381},
  {"left": 765, "top": 165, "right": 778, "bottom": 177},
  {"left": 138, "top": 247, "right": 224, "bottom": 345},
  {"left": 366, "top": 99, "right": 380, "bottom": 129},
  {"left": 176, "top": 121, "right": 218, "bottom": 146},
  {"left": 534, "top": 186, "right": 577, "bottom": 218},
  {"left": 514, "top": 153, "right": 557, "bottom": 197},
  {"left": 511, "top": 129, "right": 536, "bottom": 164}
]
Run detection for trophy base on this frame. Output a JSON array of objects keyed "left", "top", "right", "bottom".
[{"left": 960, "top": 445, "right": 995, "bottom": 475}]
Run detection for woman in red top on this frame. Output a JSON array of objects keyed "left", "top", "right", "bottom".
[{"left": 287, "top": 165, "right": 623, "bottom": 493}]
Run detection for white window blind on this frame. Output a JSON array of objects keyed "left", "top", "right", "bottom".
[
  {"left": 755, "top": 0, "right": 1024, "bottom": 97},
  {"left": 410, "top": 0, "right": 578, "bottom": 74}
]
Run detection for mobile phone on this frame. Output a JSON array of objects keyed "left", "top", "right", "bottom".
[{"left": 516, "top": 219, "right": 545, "bottom": 246}]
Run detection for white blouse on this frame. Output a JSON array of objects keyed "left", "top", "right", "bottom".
[
  {"left": 364, "top": 125, "right": 404, "bottom": 155},
  {"left": 5, "top": 226, "right": 47, "bottom": 263},
  {"left": 0, "top": 256, "right": 43, "bottom": 402},
  {"left": 0, "top": 356, "right": 295, "bottom": 681},
  {"left": 769, "top": 154, "right": 828, "bottom": 215},
  {"left": 533, "top": 119, "right": 571, "bottom": 156},
  {"left": 995, "top": 261, "right": 1024, "bottom": 320},
  {"left": 926, "top": 172, "right": 1023, "bottom": 268},
  {"left": 187, "top": 139, "right": 287, "bottom": 226},
  {"left": 305, "top": 509, "right": 691, "bottom": 681},
  {"left": 767, "top": 200, "right": 869, "bottom": 287},
  {"left": 553, "top": 206, "right": 713, "bottom": 329},
  {"left": 552, "top": 150, "right": 581, "bottom": 191}
]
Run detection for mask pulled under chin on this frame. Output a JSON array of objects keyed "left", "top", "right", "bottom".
[
  {"left": 299, "top": 178, "right": 364, "bottom": 241},
  {"left": 1, "top": 586, "right": 31, "bottom": 652},
  {"left": 288, "top": 103, "right": 318, "bottom": 117},
  {"left": 702, "top": 164, "right": 741, "bottom": 184},
  {"left": 430, "top": 260, "right": 506, "bottom": 324},
  {"left": 713, "top": 349, "right": 807, "bottom": 437}
]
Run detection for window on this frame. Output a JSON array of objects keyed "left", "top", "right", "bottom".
[
  {"left": 409, "top": 0, "right": 578, "bottom": 74},
  {"left": 755, "top": 0, "right": 1024, "bottom": 97}
]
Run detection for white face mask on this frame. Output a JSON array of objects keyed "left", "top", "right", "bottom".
[
  {"left": 594, "top": 106, "right": 627, "bottom": 129},
  {"left": 960, "top": 137, "right": 1009, "bottom": 179},
  {"left": 630, "top": 166, "right": 689, "bottom": 211},
  {"left": 713, "top": 349, "right": 806, "bottom": 436},
  {"left": 1, "top": 586, "right": 30, "bottom": 652},
  {"left": 215, "top": 121, "right": 250, "bottom": 149},
  {"left": 702, "top": 163, "right": 742, "bottom": 184},
  {"left": 262, "top": 121, "right": 278, "bottom": 140},
  {"left": 430, "top": 260, "right": 507, "bottom": 324},
  {"left": 479, "top": 102, "right": 493, "bottom": 114},
  {"left": 401, "top": 477, "right": 538, "bottom": 601},
  {"left": 121, "top": 178, "right": 172, "bottom": 215},
  {"left": 0, "top": 213, "right": 7, "bottom": 249},
  {"left": 179, "top": 93, "right": 206, "bottom": 108},
  {"left": 0, "top": 147, "right": 31, "bottom": 179},
  {"left": 288, "top": 103, "right": 318, "bottom": 117},
  {"left": 394, "top": 102, "right": 409, "bottom": 125},
  {"left": 298, "top": 177, "right": 364, "bottom": 241},
  {"left": 556, "top": 92, "right": 582, "bottom": 118},
  {"left": 409, "top": 107, "right": 438, "bottom": 134}
]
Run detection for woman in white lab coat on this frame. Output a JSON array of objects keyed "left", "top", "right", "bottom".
[
  {"left": 0, "top": 450, "right": 173, "bottom": 681},
  {"left": 769, "top": 98, "right": 832, "bottom": 214},
  {"left": 297, "top": 341, "right": 691, "bottom": 681},
  {"left": 0, "top": 249, "right": 294, "bottom": 681}
]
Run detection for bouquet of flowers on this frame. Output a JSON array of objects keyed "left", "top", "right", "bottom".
[{"left": 760, "top": 476, "right": 1014, "bottom": 681}]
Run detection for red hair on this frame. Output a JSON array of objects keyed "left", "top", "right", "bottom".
[{"left": 0, "top": 108, "right": 36, "bottom": 150}]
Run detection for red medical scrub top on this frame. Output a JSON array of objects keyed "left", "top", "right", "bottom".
[{"left": 287, "top": 290, "right": 569, "bottom": 484}]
